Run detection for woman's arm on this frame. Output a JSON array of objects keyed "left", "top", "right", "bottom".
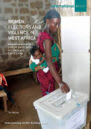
[{"left": 44, "top": 39, "right": 70, "bottom": 93}]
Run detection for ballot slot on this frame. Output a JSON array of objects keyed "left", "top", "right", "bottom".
[
  {"left": 45, "top": 90, "right": 64, "bottom": 103},
  {"left": 45, "top": 90, "right": 72, "bottom": 107},
  {"left": 52, "top": 95, "right": 66, "bottom": 107}
]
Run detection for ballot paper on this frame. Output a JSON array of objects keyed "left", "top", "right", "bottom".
[{"left": 66, "top": 90, "right": 72, "bottom": 101}]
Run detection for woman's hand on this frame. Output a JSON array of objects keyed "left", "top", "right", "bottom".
[{"left": 59, "top": 82, "right": 70, "bottom": 93}]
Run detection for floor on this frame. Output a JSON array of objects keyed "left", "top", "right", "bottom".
[
  {"left": 0, "top": 73, "right": 91, "bottom": 129},
  {"left": 0, "top": 73, "right": 42, "bottom": 129}
]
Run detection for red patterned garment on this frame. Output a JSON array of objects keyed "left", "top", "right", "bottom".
[
  {"left": 37, "top": 32, "right": 53, "bottom": 53},
  {"left": 36, "top": 32, "right": 59, "bottom": 96},
  {"left": 0, "top": 73, "right": 8, "bottom": 87}
]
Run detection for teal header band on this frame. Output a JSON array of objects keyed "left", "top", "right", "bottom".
[{"left": 75, "top": 0, "right": 87, "bottom": 12}]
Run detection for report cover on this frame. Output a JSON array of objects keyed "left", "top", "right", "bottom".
[{"left": 0, "top": 0, "right": 91, "bottom": 129}]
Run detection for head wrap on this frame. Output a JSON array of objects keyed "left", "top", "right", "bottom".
[{"left": 43, "top": 9, "right": 61, "bottom": 23}]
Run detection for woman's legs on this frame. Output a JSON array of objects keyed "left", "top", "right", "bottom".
[
  {"left": 40, "top": 84, "right": 48, "bottom": 96},
  {"left": 46, "top": 71, "right": 55, "bottom": 94},
  {"left": 37, "top": 70, "right": 55, "bottom": 96}
]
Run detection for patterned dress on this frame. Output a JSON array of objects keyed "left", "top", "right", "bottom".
[{"left": 36, "top": 32, "right": 60, "bottom": 96}]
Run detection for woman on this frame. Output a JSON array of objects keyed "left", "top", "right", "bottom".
[{"left": 29, "top": 9, "right": 70, "bottom": 96}]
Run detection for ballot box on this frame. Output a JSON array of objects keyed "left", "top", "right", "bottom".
[{"left": 33, "top": 89, "right": 89, "bottom": 129}]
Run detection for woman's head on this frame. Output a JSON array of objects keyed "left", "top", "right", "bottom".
[{"left": 44, "top": 9, "right": 61, "bottom": 33}]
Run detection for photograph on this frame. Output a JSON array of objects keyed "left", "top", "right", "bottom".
[{"left": 0, "top": 0, "right": 91, "bottom": 129}]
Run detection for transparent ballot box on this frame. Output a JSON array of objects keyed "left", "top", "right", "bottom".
[{"left": 33, "top": 89, "right": 89, "bottom": 129}]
